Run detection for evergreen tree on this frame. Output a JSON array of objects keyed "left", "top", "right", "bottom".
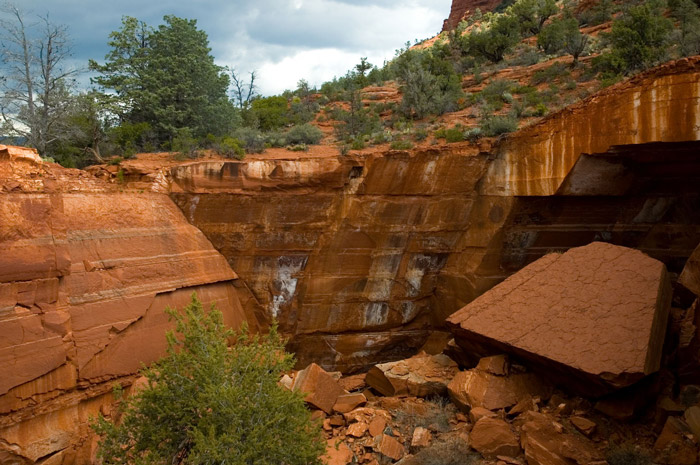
[
  {"left": 90, "top": 16, "right": 236, "bottom": 146},
  {"left": 92, "top": 294, "right": 324, "bottom": 465},
  {"left": 598, "top": 0, "right": 673, "bottom": 74}
]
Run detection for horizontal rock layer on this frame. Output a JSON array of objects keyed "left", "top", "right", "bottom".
[
  {"left": 0, "top": 169, "right": 255, "bottom": 463},
  {"left": 169, "top": 58, "right": 700, "bottom": 374}
]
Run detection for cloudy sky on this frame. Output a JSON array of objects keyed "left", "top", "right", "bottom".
[{"left": 13, "top": 0, "right": 451, "bottom": 96}]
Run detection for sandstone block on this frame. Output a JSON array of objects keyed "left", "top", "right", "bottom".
[
  {"left": 448, "top": 366, "right": 549, "bottom": 413},
  {"left": 373, "top": 434, "right": 404, "bottom": 461},
  {"left": 654, "top": 417, "right": 698, "bottom": 465},
  {"left": 366, "top": 352, "right": 458, "bottom": 397},
  {"left": 680, "top": 243, "right": 700, "bottom": 296},
  {"left": 521, "top": 411, "right": 602, "bottom": 465},
  {"left": 469, "top": 417, "right": 520, "bottom": 458},
  {"left": 293, "top": 363, "right": 345, "bottom": 414},
  {"left": 410, "top": 427, "right": 431, "bottom": 450},
  {"left": 569, "top": 416, "right": 596, "bottom": 437},
  {"left": 447, "top": 242, "right": 672, "bottom": 396},
  {"left": 333, "top": 393, "right": 367, "bottom": 414},
  {"left": 325, "top": 439, "right": 354, "bottom": 465}
]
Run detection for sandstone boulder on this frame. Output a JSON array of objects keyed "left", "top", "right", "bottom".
[
  {"left": 373, "top": 434, "right": 404, "bottom": 461},
  {"left": 448, "top": 357, "right": 550, "bottom": 413},
  {"left": 469, "top": 417, "right": 520, "bottom": 458},
  {"left": 447, "top": 242, "right": 672, "bottom": 396},
  {"left": 293, "top": 363, "right": 345, "bottom": 414},
  {"left": 324, "top": 439, "right": 354, "bottom": 465},
  {"left": 366, "top": 353, "right": 458, "bottom": 397},
  {"left": 333, "top": 392, "right": 367, "bottom": 413},
  {"left": 521, "top": 412, "right": 602, "bottom": 465}
]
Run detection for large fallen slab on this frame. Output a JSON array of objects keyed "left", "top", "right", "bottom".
[{"left": 447, "top": 242, "right": 671, "bottom": 396}]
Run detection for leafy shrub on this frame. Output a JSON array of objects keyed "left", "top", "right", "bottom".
[
  {"left": 217, "top": 137, "right": 244, "bottom": 159},
  {"left": 350, "top": 138, "right": 366, "bottom": 150},
  {"left": 578, "top": 0, "right": 614, "bottom": 26},
  {"left": 171, "top": 128, "right": 199, "bottom": 159},
  {"left": 251, "top": 95, "right": 289, "bottom": 131},
  {"left": 390, "top": 139, "right": 414, "bottom": 150},
  {"left": 508, "top": 0, "right": 558, "bottom": 36},
  {"left": 670, "top": 0, "right": 700, "bottom": 57},
  {"left": 480, "top": 114, "right": 519, "bottom": 136},
  {"left": 444, "top": 128, "right": 465, "bottom": 143},
  {"left": 468, "top": 14, "right": 521, "bottom": 62},
  {"left": 530, "top": 62, "right": 571, "bottom": 85},
  {"left": 285, "top": 123, "right": 323, "bottom": 145},
  {"left": 393, "top": 48, "right": 463, "bottom": 118},
  {"left": 595, "top": 0, "right": 672, "bottom": 74},
  {"left": 233, "top": 127, "right": 266, "bottom": 154},
  {"left": 92, "top": 294, "right": 324, "bottom": 465},
  {"left": 481, "top": 79, "right": 517, "bottom": 105}
]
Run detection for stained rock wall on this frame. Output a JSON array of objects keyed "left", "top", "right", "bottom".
[
  {"left": 0, "top": 150, "right": 255, "bottom": 464},
  {"left": 170, "top": 58, "right": 700, "bottom": 373}
]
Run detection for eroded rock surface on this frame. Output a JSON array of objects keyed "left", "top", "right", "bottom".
[
  {"left": 168, "top": 58, "right": 700, "bottom": 373},
  {"left": 447, "top": 242, "right": 672, "bottom": 396},
  {"left": 0, "top": 151, "right": 255, "bottom": 464},
  {"left": 365, "top": 352, "right": 458, "bottom": 397}
]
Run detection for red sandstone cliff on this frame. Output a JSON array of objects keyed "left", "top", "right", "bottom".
[
  {"left": 442, "top": 0, "right": 504, "bottom": 31},
  {"left": 166, "top": 58, "right": 700, "bottom": 374},
  {"left": 0, "top": 147, "right": 257, "bottom": 464}
]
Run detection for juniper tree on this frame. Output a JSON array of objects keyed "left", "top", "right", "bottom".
[{"left": 92, "top": 294, "right": 324, "bottom": 465}]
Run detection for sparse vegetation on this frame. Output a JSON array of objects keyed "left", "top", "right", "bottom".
[
  {"left": 412, "top": 438, "right": 479, "bottom": 465},
  {"left": 392, "top": 396, "right": 456, "bottom": 436},
  {"left": 605, "top": 444, "right": 654, "bottom": 465},
  {"left": 92, "top": 294, "right": 324, "bottom": 465}
]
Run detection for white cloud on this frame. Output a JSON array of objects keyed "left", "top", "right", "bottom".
[{"left": 16, "top": 0, "right": 452, "bottom": 95}]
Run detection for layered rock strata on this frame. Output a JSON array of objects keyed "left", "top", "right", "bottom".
[
  {"left": 0, "top": 149, "right": 255, "bottom": 464},
  {"left": 169, "top": 58, "right": 700, "bottom": 373},
  {"left": 442, "top": 0, "right": 504, "bottom": 31}
]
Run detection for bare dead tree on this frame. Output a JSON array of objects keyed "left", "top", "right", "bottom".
[
  {"left": 230, "top": 67, "right": 257, "bottom": 108},
  {"left": 0, "top": 2, "right": 80, "bottom": 155}
]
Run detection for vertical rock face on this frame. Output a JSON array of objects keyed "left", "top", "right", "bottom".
[
  {"left": 170, "top": 149, "right": 489, "bottom": 372},
  {"left": 442, "top": 0, "right": 504, "bottom": 31},
  {"left": 0, "top": 153, "right": 255, "bottom": 464},
  {"left": 170, "top": 58, "right": 700, "bottom": 374}
]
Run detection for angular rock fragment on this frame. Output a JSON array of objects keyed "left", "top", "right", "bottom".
[
  {"left": 324, "top": 439, "right": 354, "bottom": 465},
  {"left": 654, "top": 416, "right": 698, "bottom": 465},
  {"left": 521, "top": 411, "right": 602, "bottom": 465},
  {"left": 569, "top": 416, "right": 596, "bottom": 437},
  {"left": 410, "top": 427, "right": 431, "bottom": 450},
  {"left": 366, "top": 352, "right": 458, "bottom": 397},
  {"left": 333, "top": 392, "right": 367, "bottom": 414},
  {"left": 447, "top": 242, "right": 672, "bottom": 396},
  {"left": 447, "top": 358, "right": 550, "bottom": 412},
  {"left": 469, "top": 417, "right": 521, "bottom": 458},
  {"left": 293, "top": 363, "right": 345, "bottom": 414},
  {"left": 373, "top": 434, "right": 405, "bottom": 461}
]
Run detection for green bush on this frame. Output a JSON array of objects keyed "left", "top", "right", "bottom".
[
  {"left": 390, "top": 139, "right": 414, "bottom": 150},
  {"left": 285, "top": 123, "right": 324, "bottom": 145},
  {"left": 251, "top": 96, "right": 289, "bottom": 131},
  {"left": 218, "top": 137, "right": 244, "bottom": 160},
  {"left": 530, "top": 62, "right": 571, "bottom": 85},
  {"left": 171, "top": 128, "right": 200, "bottom": 159},
  {"left": 232, "top": 127, "right": 266, "bottom": 154},
  {"left": 468, "top": 14, "right": 521, "bottom": 62},
  {"left": 480, "top": 114, "right": 519, "bottom": 136},
  {"left": 444, "top": 127, "right": 465, "bottom": 143},
  {"left": 92, "top": 294, "right": 324, "bottom": 465},
  {"left": 508, "top": 0, "right": 558, "bottom": 36},
  {"left": 595, "top": 0, "right": 672, "bottom": 74}
]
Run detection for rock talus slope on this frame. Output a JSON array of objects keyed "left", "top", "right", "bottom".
[{"left": 0, "top": 147, "right": 255, "bottom": 464}]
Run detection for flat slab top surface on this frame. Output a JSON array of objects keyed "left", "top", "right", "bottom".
[{"left": 448, "top": 242, "right": 666, "bottom": 376}]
